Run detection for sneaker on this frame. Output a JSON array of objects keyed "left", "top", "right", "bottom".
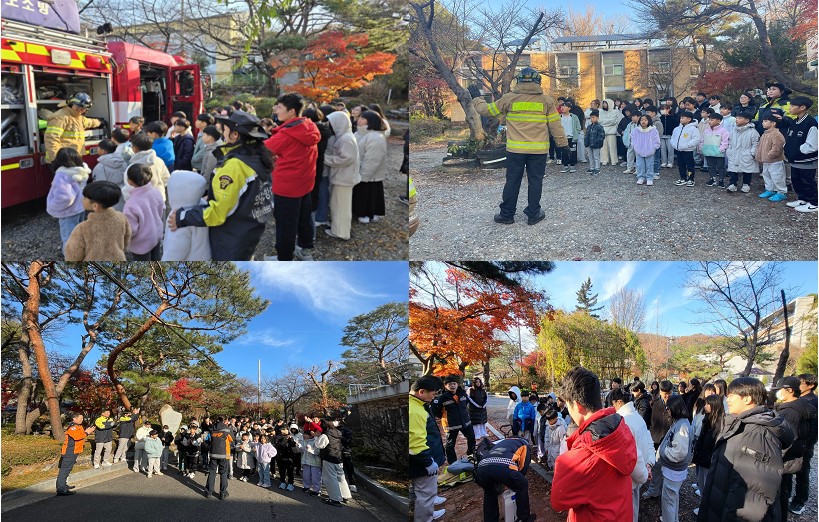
[
  {"left": 398, "top": 195, "right": 410, "bottom": 205},
  {"left": 133, "top": 467, "right": 140, "bottom": 473},
  {"left": 646, "top": 179, "right": 654, "bottom": 186},
  {"left": 94, "top": 464, "right": 100, "bottom": 469},
  {"left": 727, "top": 183, "right": 737, "bottom": 192},
  {"left": 620, "top": 161, "right": 628, "bottom": 167},
  {"left": 546, "top": 159, "right": 554, "bottom": 165},
  {"left": 601, "top": 162, "right": 609, "bottom": 166},
  {"left": 279, "top": 483, "right": 287, "bottom": 490},
  {"left": 189, "top": 472, "right": 196, "bottom": 478},
  {"left": 705, "top": 178, "right": 717, "bottom": 187},
  {"left": 740, "top": 184, "right": 750, "bottom": 193},
  {"left": 674, "top": 179, "right": 686, "bottom": 186},
  {"left": 717, "top": 182, "right": 725, "bottom": 188},
  {"left": 559, "top": 166, "right": 570, "bottom": 173},
  {"left": 787, "top": 199, "right": 808, "bottom": 208},
  {"left": 314, "top": 220, "right": 329, "bottom": 226},
  {"left": 789, "top": 502, "right": 805, "bottom": 515},
  {"left": 56, "top": 490, "right": 76, "bottom": 496},
  {"left": 636, "top": 179, "right": 645, "bottom": 185},
  {"left": 686, "top": 180, "right": 695, "bottom": 187},
  {"left": 796, "top": 203, "right": 818, "bottom": 213},
  {"left": 695, "top": 489, "right": 701, "bottom": 497},
  {"left": 287, "top": 484, "right": 295, "bottom": 491},
  {"left": 302, "top": 487, "right": 309, "bottom": 492},
  {"left": 434, "top": 496, "right": 447, "bottom": 505},
  {"left": 102, "top": 462, "right": 112, "bottom": 467},
  {"left": 768, "top": 193, "right": 787, "bottom": 202},
  {"left": 693, "top": 508, "right": 700, "bottom": 516},
  {"left": 309, "top": 490, "right": 320, "bottom": 496},
  {"left": 156, "top": 472, "right": 163, "bottom": 476},
  {"left": 622, "top": 169, "right": 632, "bottom": 174},
  {"left": 357, "top": 216, "right": 370, "bottom": 224},
  {"left": 113, "top": 459, "right": 120, "bottom": 463},
  {"left": 147, "top": 474, "right": 152, "bottom": 478},
  {"left": 641, "top": 491, "right": 659, "bottom": 499},
  {"left": 758, "top": 190, "right": 775, "bottom": 198},
  {"left": 494, "top": 213, "right": 514, "bottom": 225},
  {"left": 569, "top": 167, "right": 576, "bottom": 173},
  {"left": 324, "top": 229, "right": 349, "bottom": 240},
  {"left": 323, "top": 498, "right": 342, "bottom": 507},
  {"left": 432, "top": 509, "right": 446, "bottom": 520},
  {"left": 691, "top": 483, "right": 698, "bottom": 489},
  {"left": 294, "top": 246, "right": 314, "bottom": 261},
  {"left": 350, "top": 485, "right": 357, "bottom": 493},
  {"left": 527, "top": 210, "right": 545, "bottom": 226},
  {"left": 586, "top": 168, "right": 593, "bottom": 173},
  {"left": 653, "top": 173, "right": 660, "bottom": 179},
  {"left": 372, "top": 215, "right": 383, "bottom": 222}
]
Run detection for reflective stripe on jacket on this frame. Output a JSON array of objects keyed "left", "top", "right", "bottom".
[
  {"left": 44, "top": 107, "right": 101, "bottom": 163},
  {"left": 473, "top": 82, "right": 568, "bottom": 154}
]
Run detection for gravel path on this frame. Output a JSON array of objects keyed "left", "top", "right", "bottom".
[
  {"left": 1, "top": 140, "right": 408, "bottom": 261},
  {"left": 409, "top": 145, "right": 817, "bottom": 261}
]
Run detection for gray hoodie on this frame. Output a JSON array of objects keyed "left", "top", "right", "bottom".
[
  {"left": 324, "top": 112, "right": 360, "bottom": 187},
  {"left": 200, "top": 139, "right": 224, "bottom": 180},
  {"left": 92, "top": 153, "right": 127, "bottom": 211}
]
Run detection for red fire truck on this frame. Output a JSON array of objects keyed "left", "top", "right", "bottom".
[{"left": 1, "top": 19, "right": 202, "bottom": 208}]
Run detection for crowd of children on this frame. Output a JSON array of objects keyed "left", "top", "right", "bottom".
[
  {"left": 410, "top": 369, "right": 817, "bottom": 522},
  {"left": 551, "top": 84, "right": 817, "bottom": 213},
  {"left": 46, "top": 94, "right": 398, "bottom": 261},
  {"left": 79, "top": 410, "right": 359, "bottom": 505}
]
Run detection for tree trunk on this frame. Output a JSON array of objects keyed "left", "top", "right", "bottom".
[
  {"left": 14, "top": 339, "right": 33, "bottom": 434},
  {"left": 411, "top": 2, "right": 485, "bottom": 142},
  {"left": 106, "top": 303, "right": 169, "bottom": 410},
  {"left": 771, "top": 290, "right": 791, "bottom": 392},
  {"left": 750, "top": 12, "right": 812, "bottom": 94},
  {"left": 482, "top": 360, "right": 491, "bottom": 393},
  {"left": 24, "top": 261, "right": 65, "bottom": 441}
]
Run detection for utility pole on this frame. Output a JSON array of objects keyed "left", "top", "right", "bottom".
[{"left": 257, "top": 359, "right": 261, "bottom": 420}]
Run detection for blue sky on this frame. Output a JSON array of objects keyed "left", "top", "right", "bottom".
[
  {"left": 536, "top": 261, "right": 818, "bottom": 337},
  {"left": 51, "top": 262, "right": 409, "bottom": 381}
]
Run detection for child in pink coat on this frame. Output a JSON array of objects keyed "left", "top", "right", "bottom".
[
  {"left": 631, "top": 115, "right": 661, "bottom": 185},
  {"left": 123, "top": 164, "right": 165, "bottom": 260}
]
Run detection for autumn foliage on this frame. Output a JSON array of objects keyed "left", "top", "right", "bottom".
[
  {"left": 274, "top": 31, "right": 396, "bottom": 103},
  {"left": 410, "top": 267, "right": 545, "bottom": 377}
]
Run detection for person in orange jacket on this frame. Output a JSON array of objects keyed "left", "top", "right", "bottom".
[{"left": 56, "top": 412, "right": 95, "bottom": 495}]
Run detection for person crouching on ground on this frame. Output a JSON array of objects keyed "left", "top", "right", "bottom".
[
  {"left": 551, "top": 366, "right": 637, "bottom": 521},
  {"left": 474, "top": 437, "right": 536, "bottom": 522}
]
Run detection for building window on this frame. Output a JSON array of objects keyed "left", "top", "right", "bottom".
[{"left": 602, "top": 51, "right": 625, "bottom": 91}]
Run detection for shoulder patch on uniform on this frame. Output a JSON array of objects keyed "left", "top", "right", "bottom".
[{"left": 219, "top": 175, "right": 233, "bottom": 189}]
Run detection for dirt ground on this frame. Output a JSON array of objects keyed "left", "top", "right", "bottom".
[
  {"left": 429, "top": 396, "right": 818, "bottom": 522},
  {"left": 1, "top": 139, "right": 408, "bottom": 261},
  {"left": 409, "top": 143, "right": 818, "bottom": 261}
]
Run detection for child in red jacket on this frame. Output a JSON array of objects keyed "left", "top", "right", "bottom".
[
  {"left": 551, "top": 367, "right": 637, "bottom": 522},
  {"left": 264, "top": 93, "right": 321, "bottom": 261}
]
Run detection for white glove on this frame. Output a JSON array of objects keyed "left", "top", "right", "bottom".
[{"left": 425, "top": 461, "right": 439, "bottom": 477}]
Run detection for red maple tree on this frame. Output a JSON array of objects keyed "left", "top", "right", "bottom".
[
  {"left": 274, "top": 31, "right": 397, "bottom": 102},
  {"left": 410, "top": 267, "right": 546, "bottom": 377}
]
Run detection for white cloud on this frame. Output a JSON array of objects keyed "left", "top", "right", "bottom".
[
  {"left": 238, "top": 329, "right": 297, "bottom": 349},
  {"left": 250, "top": 263, "right": 390, "bottom": 320},
  {"left": 599, "top": 262, "right": 638, "bottom": 303}
]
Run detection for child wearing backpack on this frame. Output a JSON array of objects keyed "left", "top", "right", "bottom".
[{"left": 584, "top": 110, "right": 605, "bottom": 175}]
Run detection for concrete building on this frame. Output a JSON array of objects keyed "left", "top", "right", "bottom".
[
  {"left": 447, "top": 34, "right": 696, "bottom": 121},
  {"left": 722, "top": 295, "right": 817, "bottom": 381}
]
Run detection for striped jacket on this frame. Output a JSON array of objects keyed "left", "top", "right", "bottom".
[
  {"left": 473, "top": 82, "right": 568, "bottom": 154},
  {"left": 44, "top": 107, "right": 101, "bottom": 163}
]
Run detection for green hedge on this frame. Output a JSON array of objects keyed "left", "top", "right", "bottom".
[
  {"left": 409, "top": 117, "right": 451, "bottom": 143},
  {"left": 1, "top": 434, "right": 70, "bottom": 473}
]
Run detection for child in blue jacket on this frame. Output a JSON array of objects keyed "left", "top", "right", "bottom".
[
  {"left": 144, "top": 121, "right": 175, "bottom": 169},
  {"left": 513, "top": 390, "right": 537, "bottom": 439}
]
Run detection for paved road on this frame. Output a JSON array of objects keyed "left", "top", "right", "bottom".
[{"left": 4, "top": 466, "right": 402, "bottom": 522}]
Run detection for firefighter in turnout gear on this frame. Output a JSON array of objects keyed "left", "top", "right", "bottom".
[
  {"left": 471, "top": 68, "right": 568, "bottom": 226},
  {"left": 44, "top": 92, "right": 104, "bottom": 165}
]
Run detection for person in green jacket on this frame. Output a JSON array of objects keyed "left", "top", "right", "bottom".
[{"left": 410, "top": 375, "right": 446, "bottom": 521}]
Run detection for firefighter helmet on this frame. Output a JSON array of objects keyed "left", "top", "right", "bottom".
[
  {"left": 67, "top": 92, "right": 93, "bottom": 109},
  {"left": 515, "top": 67, "right": 542, "bottom": 85}
]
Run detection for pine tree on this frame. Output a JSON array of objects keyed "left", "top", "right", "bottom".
[{"left": 576, "top": 277, "right": 603, "bottom": 318}]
